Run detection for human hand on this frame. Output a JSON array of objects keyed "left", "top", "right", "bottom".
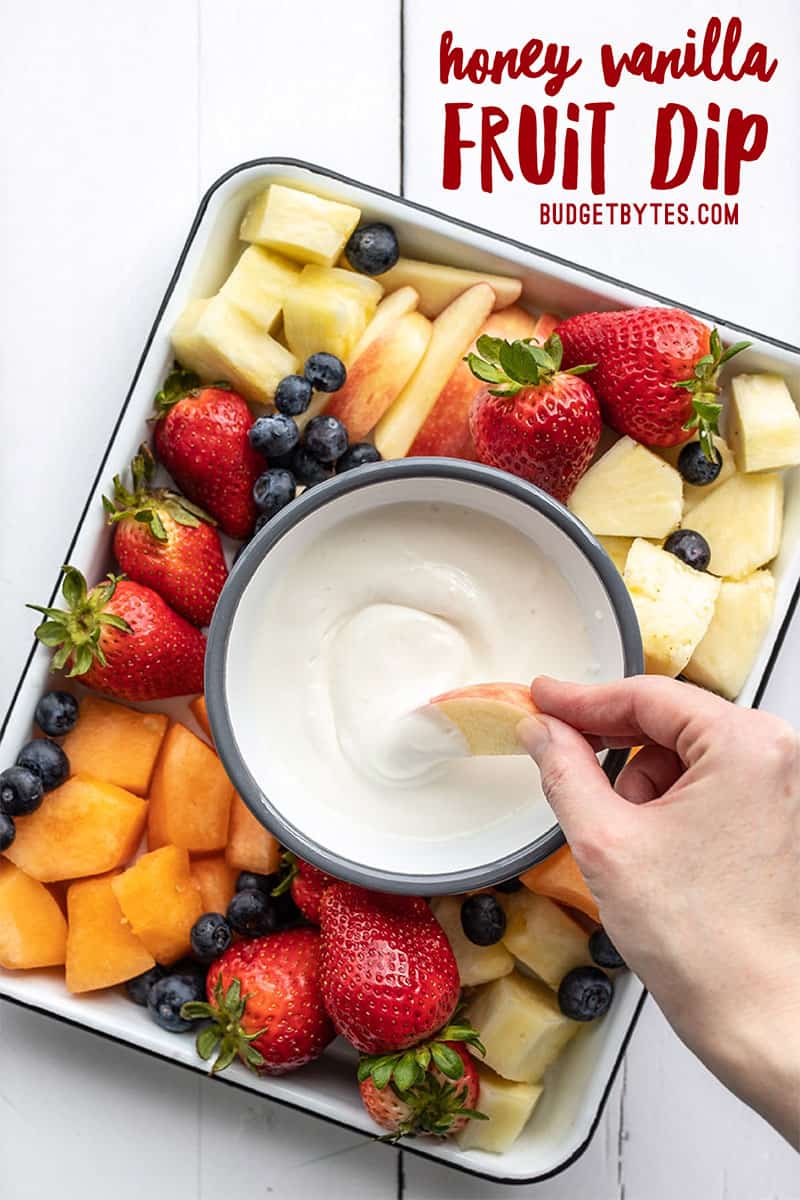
[{"left": 518, "top": 675, "right": 800, "bottom": 1147}]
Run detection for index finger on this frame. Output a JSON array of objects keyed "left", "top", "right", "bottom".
[{"left": 531, "top": 675, "right": 730, "bottom": 758}]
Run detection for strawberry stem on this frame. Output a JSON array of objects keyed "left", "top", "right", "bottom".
[
  {"left": 358, "top": 1021, "right": 485, "bottom": 1093},
  {"left": 27, "top": 567, "right": 131, "bottom": 679},
  {"left": 674, "top": 329, "right": 751, "bottom": 459},
  {"left": 181, "top": 975, "right": 269, "bottom": 1075},
  {"left": 465, "top": 333, "right": 595, "bottom": 398},
  {"left": 153, "top": 363, "right": 201, "bottom": 417},
  {"left": 104, "top": 444, "right": 215, "bottom": 542}
]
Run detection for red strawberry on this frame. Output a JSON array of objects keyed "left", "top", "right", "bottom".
[
  {"left": 153, "top": 366, "right": 263, "bottom": 540},
  {"left": 319, "top": 883, "right": 460, "bottom": 1054},
  {"left": 359, "top": 1041, "right": 485, "bottom": 1140},
  {"left": 104, "top": 446, "right": 228, "bottom": 627},
  {"left": 29, "top": 566, "right": 205, "bottom": 701},
  {"left": 292, "top": 859, "right": 337, "bottom": 924},
  {"left": 185, "top": 929, "right": 335, "bottom": 1074},
  {"left": 466, "top": 333, "right": 601, "bottom": 503},
  {"left": 558, "top": 308, "right": 750, "bottom": 453}
]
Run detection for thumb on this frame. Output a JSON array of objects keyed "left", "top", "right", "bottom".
[{"left": 518, "top": 714, "right": 632, "bottom": 851}]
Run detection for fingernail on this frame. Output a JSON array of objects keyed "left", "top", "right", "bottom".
[{"left": 517, "top": 716, "right": 549, "bottom": 761}]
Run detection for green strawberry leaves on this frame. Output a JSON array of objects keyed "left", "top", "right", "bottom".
[
  {"left": 28, "top": 567, "right": 132, "bottom": 679},
  {"left": 675, "top": 329, "right": 751, "bottom": 459},
  {"left": 181, "top": 975, "right": 269, "bottom": 1076},
  {"left": 104, "top": 444, "right": 216, "bottom": 543},
  {"left": 153, "top": 363, "right": 201, "bottom": 416},
  {"left": 358, "top": 1019, "right": 486, "bottom": 1095},
  {"left": 466, "top": 333, "right": 595, "bottom": 397}
]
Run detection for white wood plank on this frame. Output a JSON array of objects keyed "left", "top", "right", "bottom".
[{"left": 402, "top": 0, "right": 800, "bottom": 345}]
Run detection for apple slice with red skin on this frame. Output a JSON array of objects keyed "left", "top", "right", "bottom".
[{"left": 426, "top": 682, "right": 538, "bottom": 756}]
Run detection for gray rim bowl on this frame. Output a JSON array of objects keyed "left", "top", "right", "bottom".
[{"left": 205, "top": 458, "right": 644, "bottom": 893}]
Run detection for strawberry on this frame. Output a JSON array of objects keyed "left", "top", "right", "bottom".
[
  {"left": 557, "top": 308, "right": 750, "bottom": 454},
  {"left": 318, "top": 884, "right": 460, "bottom": 1054},
  {"left": 153, "top": 366, "right": 263, "bottom": 540},
  {"left": 103, "top": 446, "right": 228, "bottom": 627},
  {"left": 359, "top": 1038, "right": 485, "bottom": 1140},
  {"left": 466, "top": 334, "right": 601, "bottom": 503},
  {"left": 182, "top": 929, "right": 335, "bottom": 1075},
  {"left": 292, "top": 863, "right": 334, "bottom": 924},
  {"left": 29, "top": 566, "right": 205, "bottom": 701}
]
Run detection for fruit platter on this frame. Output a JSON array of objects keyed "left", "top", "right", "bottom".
[{"left": 2, "top": 159, "right": 800, "bottom": 1185}]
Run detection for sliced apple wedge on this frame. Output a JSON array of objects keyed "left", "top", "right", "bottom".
[
  {"left": 532, "top": 312, "right": 560, "bottom": 342},
  {"left": 409, "top": 305, "right": 539, "bottom": 458},
  {"left": 374, "top": 283, "right": 495, "bottom": 459},
  {"left": 371, "top": 257, "right": 522, "bottom": 318},
  {"left": 426, "top": 682, "right": 537, "bottom": 756},
  {"left": 324, "top": 311, "right": 432, "bottom": 441}
]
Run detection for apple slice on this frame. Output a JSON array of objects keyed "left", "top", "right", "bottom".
[
  {"left": 533, "top": 312, "right": 560, "bottom": 341},
  {"left": 409, "top": 305, "right": 539, "bottom": 458},
  {"left": 371, "top": 257, "right": 522, "bottom": 317},
  {"left": 427, "top": 682, "right": 537, "bottom": 756},
  {"left": 324, "top": 311, "right": 432, "bottom": 442},
  {"left": 374, "top": 283, "right": 495, "bottom": 459}
]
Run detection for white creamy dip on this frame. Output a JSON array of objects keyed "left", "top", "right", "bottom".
[{"left": 250, "top": 501, "right": 601, "bottom": 846}]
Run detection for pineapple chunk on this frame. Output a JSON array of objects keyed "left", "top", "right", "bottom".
[
  {"left": 171, "top": 295, "right": 299, "bottom": 405},
  {"left": 684, "top": 570, "right": 776, "bottom": 699},
  {"left": 682, "top": 435, "right": 737, "bottom": 513},
  {"left": 688, "top": 472, "right": 783, "bottom": 579},
  {"left": 283, "top": 283, "right": 368, "bottom": 365},
  {"left": 240, "top": 184, "right": 360, "bottom": 268},
  {"left": 568, "top": 437, "right": 682, "bottom": 538},
  {"left": 727, "top": 374, "right": 800, "bottom": 472},
  {"left": 430, "top": 895, "right": 514, "bottom": 987},
  {"left": 624, "top": 539, "right": 721, "bottom": 676},
  {"left": 502, "top": 891, "right": 591, "bottom": 990},
  {"left": 456, "top": 1067, "right": 543, "bottom": 1153},
  {"left": 597, "top": 535, "right": 634, "bottom": 575},
  {"left": 465, "top": 971, "right": 579, "bottom": 1084},
  {"left": 219, "top": 245, "right": 300, "bottom": 331},
  {"left": 298, "top": 265, "right": 383, "bottom": 314}
]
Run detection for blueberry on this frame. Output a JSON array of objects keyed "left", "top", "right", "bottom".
[
  {"left": 337, "top": 443, "right": 382, "bottom": 473},
  {"left": 494, "top": 877, "right": 523, "bottom": 894},
  {"left": 0, "top": 766, "right": 44, "bottom": 816},
  {"left": 678, "top": 441, "right": 723, "bottom": 487},
  {"left": 305, "top": 415, "right": 348, "bottom": 464},
  {"left": 16, "top": 739, "right": 69, "bottom": 792},
  {"left": 126, "top": 964, "right": 167, "bottom": 1006},
  {"left": 190, "top": 912, "right": 232, "bottom": 963},
  {"left": 304, "top": 353, "right": 347, "bottom": 394},
  {"left": 663, "top": 529, "right": 711, "bottom": 572},
  {"left": 248, "top": 413, "right": 300, "bottom": 459},
  {"left": 0, "top": 811, "right": 15, "bottom": 852},
  {"left": 275, "top": 374, "right": 313, "bottom": 417},
  {"left": 236, "top": 871, "right": 278, "bottom": 893},
  {"left": 589, "top": 928, "right": 626, "bottom": 970},
  {"left": 291, "top": 445, "right": 334, "bottom": 488},
  {"left": 344, "top": 222, "right": 400, "bottom": 276},
  {"left": 227, "top": 888, "right": 279, "bottom": 937},
  {"left": 460, "top": 894, "right": 506, "bottom": 946},
  {"left": 253, "top": 468, "right": 296, "bottom": 518},
  {"left": 558, "top": 966, "right": 614, "bottom": 1021},
  {"left": 171, "top": 957, "right": 208, "bottom": 984},
  {"left": 147, "top": 973, "right": 206, "bottom": 1033},
  {"left": 34, "top": 690, "right": 78, "bottom": 737}
]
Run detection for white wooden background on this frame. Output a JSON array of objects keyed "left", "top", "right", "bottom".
[{"left": 1, "top": 3, "right": 798, "bottom": 1197}]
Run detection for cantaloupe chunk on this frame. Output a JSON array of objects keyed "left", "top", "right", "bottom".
[
  {"left": 189, "top": 695, "right": 212, "bottom": 741},
  {"left": 225, "top": 794, "right": 280, "bottom": 874},
  {"left": 5, "top": 774, "right": 148, "bottom": 882},
  {"left": 191, "top": 854, "right": 239, "bottom": 914},
  {"left": 0, "top": 859, "right": 67, "bottom": 968},
  {"left": 61, "top": 697, "right": 169, "bottom": 796},
  {"left": 148, "top": 724, "right": 233, "bottom": 853},
  {"left": 111, "top": 845, "right": 203, "bottom": 965},
  {"left": 66, "top": 874, "right": 155, "bottom": 993},
  {"left": 520, "top": 845, "right": 601, "bottom": 924}
]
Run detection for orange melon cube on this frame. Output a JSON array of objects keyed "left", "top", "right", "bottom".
[
  {"left": 189, "top": 695, "right": 212, "bottom": 741},
  {"left": 0, "top": 860, "right": 67, "bottom": 968},
  {"left": 61, "top": 696, "right": 169, "bottom": 796},
  {"left": 5, "top": 774, "right": 148, "bottom": 882},
  {"left": 225, "top": 794, "right": 280, "bottom": 874},
  {"left": 111, "top": 845, "right": 203, "bottom": 964},
  {"left": 191, "top": 854, "right": 238, "bottom": 914},
  {"left": 66, "top": 874, "right": 155, "bottom": 993},
  {"left": 520, "top": 845, "right": 600, "bottom": 924},
  {"left": 148, "top": 724, "right": 233, "bottom": 853}
]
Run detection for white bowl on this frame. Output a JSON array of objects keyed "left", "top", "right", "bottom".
[{"left": 206, "top": 458, "right": 643, "bottom": 892}]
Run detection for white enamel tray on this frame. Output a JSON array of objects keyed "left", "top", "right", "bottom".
[{"left": 2, "top": 160, "right": 799, "bottom": 1185}]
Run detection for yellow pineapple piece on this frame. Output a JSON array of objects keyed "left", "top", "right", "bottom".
[
  {"left": 66, "top": 874, "right": 155, "bottom": 993},
  {"left": 465, "top": 971, "right": 579, "bottom": 1084},
  {"left": 456, "top": 1067, "right": 543, "bottom": 1153},
  {"left": 171, "top": 294, "right": 299, "bottom": 405},
  {"left": 727, "top": 374, "right": 800, "bottom": 472},
  {"left": 219, "top": 245, "right": 300, "bottom": 331},
  {"left": 112, "top": 845, "right": 203, "bottom": 965},
  {"left": 240, "top": 184, "right": 361, "bottom": 268},
  {"left": 61, "top": 696, "right": 168, "bottom": 796},
  {"left": 688, "top": 472, "right": 783, "bottom": 579},
  {"left": 569, "top": 437, "right": 683, "bottom": 538},
  {"left": 596, "top": 535, "right": 634, "bottom": 575},
  {"left": 502, "top": 891, "right": 591, "bottom": 989},
  {"left": 684, "top": 570, "right": 776, "bottom": 699},
  {"left": 298, "top": 265, "right": 383, "bottom": 314},
  {"left": 430, "top": 896, "right": 514, "bottom": 987},
  {"left": 0, "top": 859, "right": 67, "bottom": 969},
  {"left": 283, "top": 283, "right": 367, "bottom": 365}
]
